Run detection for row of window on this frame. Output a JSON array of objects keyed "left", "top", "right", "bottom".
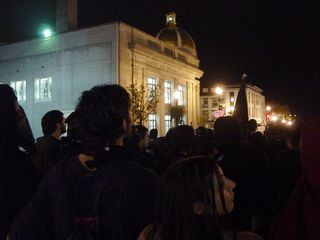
[
  {"left": 10, "top": 77, "right": 52, "bottom": 102},
  {"left": 148, "top": 114, "right": 173, "bottom": 134},
  {"left": 148, "top": 77, "right": 185, "bottom": 106}
]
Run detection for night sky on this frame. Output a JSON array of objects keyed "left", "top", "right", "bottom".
[{"left": 1, "top": 0, "right": 319, "bottom": 118}]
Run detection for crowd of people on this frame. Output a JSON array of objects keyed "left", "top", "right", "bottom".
[{"left": 0, "top": 83, "right": 319, "bottom": 240}]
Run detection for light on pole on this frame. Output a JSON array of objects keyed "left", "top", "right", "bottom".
[{"left": 173, "top": 90, "right": 179, "bottom": 106}]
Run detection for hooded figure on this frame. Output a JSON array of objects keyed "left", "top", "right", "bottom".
[{"left": 273, "top": 115, "right": 320, "bottom": 240}]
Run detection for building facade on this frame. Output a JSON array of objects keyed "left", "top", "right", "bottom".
[
  {"left": 0, "top": 13, "right": 203, "bottom": 137},
  {"left": 200, "top": 83, "right": 266, "bottom": 125}
]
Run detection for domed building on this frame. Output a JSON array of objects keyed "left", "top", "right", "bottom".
[
  {"left": 157, "top": 12, "right": 197, "bottom": 57},
  {"left": 0, "top": 6, "right": 203, "bottom": 136}
]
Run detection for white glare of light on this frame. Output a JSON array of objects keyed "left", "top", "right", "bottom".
[
  {"left": 282, "top": 119, "right": 287, "bottom": 123},
  {"left": 271, "top": 116, "right": 278, "bottom": 121},
  {"left": 287, "top": 121, "right": 293, "bottom": 126},
  {"left": 266, "top": 106, "right": 271, "bottom": 111},
  {"left": 215, "top": 87, "right": 223, "bottom": 95},
  {"left": 43, "top": 29, "right": 52, "bottom": 38}
]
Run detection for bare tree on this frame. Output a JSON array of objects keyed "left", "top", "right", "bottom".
[{"left": 127, "top": 83, "right": 161, "bottom": 125}]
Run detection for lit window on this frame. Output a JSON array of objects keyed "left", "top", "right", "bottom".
[
  {"left": 165, "top": 115, "right": 172, "bottom": 134},
  {"left": 10, "top": 80, "right": 26, "bottom": 101},
  {"left": 164, "top": 81, "right": 172, "bottom": 104},
  {"left": 202, "top": 98, "right": 208, "bottom": 108},
  {"left": 148, "top": 114, "right": 156, "bottom": 130},
  {"left": 148, "top": 77, "right": 157, "bottom": 98},
  {"left": 34, "top": 77, "right": 52, "bottom": 100},
  {"left": 177, "top": 85, "right": 185, "bottom": 105},
  {"left": 203, "top": 88, "right": 208, "bottom": 93}
]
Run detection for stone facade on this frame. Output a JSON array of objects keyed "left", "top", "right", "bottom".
[{"left": 0, "top": 22, "right": 203, "bottom": 137}]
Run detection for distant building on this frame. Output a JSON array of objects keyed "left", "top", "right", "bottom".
[
  {"left": 0, "top": 9, "right": 203, "bottom": 137},
  {"left": 200, "top": 83, "right": 266, "bottom": 125}
]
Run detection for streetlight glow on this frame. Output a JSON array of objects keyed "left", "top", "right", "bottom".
[
  {"left": 43, "top": 29, "right": 52, "bottom": 38},
  {"left": 271, "top": 116, "right": 278, "bottom": 121},
  {"left": 215, "top": 86, "right": 223, "bottom": 95},
  {"left": 173, "top": 90, "right": 179, "bottom": 100},
  {"left": 266, "top": 106, "right": 271, "bottom": 111}
]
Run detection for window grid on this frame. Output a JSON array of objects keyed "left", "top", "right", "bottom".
[
  {"left": 164, "top": 81, "right": 172, "bottom": 104},
  {"left": 148, "top": 77, "right": 157, "bottom": 98},
  {"left": 34, "top": 77, "right": 52, "bottom": 100},
  {"left": 148, "top": 114, "right": 156, "bottom": 130},
  {"left": 10, "top": 80, "right": 26, "bottom": 101},
  {"left": 177, "top": 85, "right": 185, "bottom": 105},
  {"left": 165, "top": 115, "right": 171, "bottom": 134}
]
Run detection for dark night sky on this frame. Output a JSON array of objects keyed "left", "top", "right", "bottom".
[{"left": 1, "top": 0, "right": 319, "bottom": 118}]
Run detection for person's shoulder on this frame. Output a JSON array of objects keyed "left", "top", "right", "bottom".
[{"left": 104, "top": 159, "right": 158, "bottom": 178}]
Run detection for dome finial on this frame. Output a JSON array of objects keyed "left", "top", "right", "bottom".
[{"left": 166, "top": 12, "right": 177, "bottom": 28}]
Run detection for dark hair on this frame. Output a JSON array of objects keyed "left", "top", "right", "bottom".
[
  {"left": 124, "top": 125, "right": 148, "bottom": 152},
  {"left": 149, "top": 128, "right": 158, "bottom": 140},
  {"left": 0, "top": 84, "right": 19, "bottom": 150},
  {"left": 248, "top": 119, "right": 258, "bottom": 132},
  {"left": 214, "top": 116, "right": 244, "bottom": 154},
  {"left": 74, "top": 84, "right": 130, "bottom": 152},
  {"left": 167, "top": 125, "right": 198, "bottom": 156},
  {"left": 41, "top": 110, "right": 64, "bottom": 135},
  {"left": 148, "top": 156, "right": 224, "bottom": 240}
]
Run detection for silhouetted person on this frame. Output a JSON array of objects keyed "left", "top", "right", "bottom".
[
  {"left": 9, "top": 84, "right": 158, "bottom": 240},
  {"left": 247, "top": 119, "right": 264, "bottom": 150},
  {"left": 214, "top": 117, "right": 268, "bottom": 233},
  {"left": 124, "top": 125, "right": 154, "bottom": 169},
  {"left": 35, "top": 110, "right": 66, "bottom": 174},
  {"left": 0, "top": 85, "right": 40, "bottom": 239}
]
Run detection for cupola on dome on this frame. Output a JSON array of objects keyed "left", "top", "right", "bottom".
[{"left": 156, "top": 12, "right": 197, "bottom": 56}]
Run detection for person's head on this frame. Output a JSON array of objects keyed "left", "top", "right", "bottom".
[
  {"left": 151, "top": 156, "right": 236, "bottom": 239},
  {"left": 41, "top": 110, "right": 66, "bottom": 137},
  {"left": 214, "top": 116, "right": 245, "bottom": 154},
  {"left": 0, "top": 84, "right": 19, "bottom": 148},
  {"left": 248, "top": 119, "right": 258, "bottom": 133},
  {"left": 74, "top": 84, "right": 130, "bottom": 153},
  {"left": 149, "top": 128, "right": 158, "bottom": 140},
  {"left": 167, "top": 125, "right": 198, "bottom": 156},
  {"left": 126, "top": 125, "right": 149, "bottom": 150}
]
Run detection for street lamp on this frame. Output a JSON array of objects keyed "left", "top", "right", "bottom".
[
  {"left": 266, "top": 105, "right": 271, "bottom": 111},
  {"left": 173, "top": 90, "right": 179, "bottom": 106}
]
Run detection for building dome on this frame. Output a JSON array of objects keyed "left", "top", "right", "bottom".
[{"left": 156, "top": 12, "right": 197, "bottom": 56}]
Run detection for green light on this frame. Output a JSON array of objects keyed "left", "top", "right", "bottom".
[{"left": 43, "top": 29, "right": 52, "bottom": 38}]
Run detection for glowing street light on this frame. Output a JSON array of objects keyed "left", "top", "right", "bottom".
[
  {"left": 173, "top": 90, "right": 179, "bottom": 106},
  {"left": 215, "top": 86, "right": 223, "bottom": 95},
  {"left": 271, "top": 116, "right": 278, "bottom": 122},
  {"left": 266, "top": 106, "right": 271, "bottom": 111},
  {"left": 287, "top": 121, "right": 293, "bottom": 126},
  {"left": 42, "top": 29, "right": 52, "bottom": 38}
]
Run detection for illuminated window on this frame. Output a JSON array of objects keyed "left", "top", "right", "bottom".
[
  {"left": 10, "top": 80, "right": 26, "bottom": 101},
  {"left": 148, "top": 77, "right": 157, "bottom": 98},
  {"left": 34, "top": 77, "right": 52, "bottom": 100},
  {"left": 148, "top": 114, "right": 156, "bottom": 130},
  {"left": 230, "top": 92, "right": 235, "bottom": 106},
  {"left": 202, "top": 98, "right": 208, "bottom": 108},
  {"left": 164, "top": 81, "right": 172, "bottom": 104},
  {"left": 165, "top": 115, "right": 172, "bottom": 133},
  {"left": 177, "top": 85, "right": 185, "bottom": 105}
]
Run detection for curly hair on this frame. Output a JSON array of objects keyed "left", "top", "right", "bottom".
[{"left": 74, "top": 84, "right": 130, "bottom": 153}]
